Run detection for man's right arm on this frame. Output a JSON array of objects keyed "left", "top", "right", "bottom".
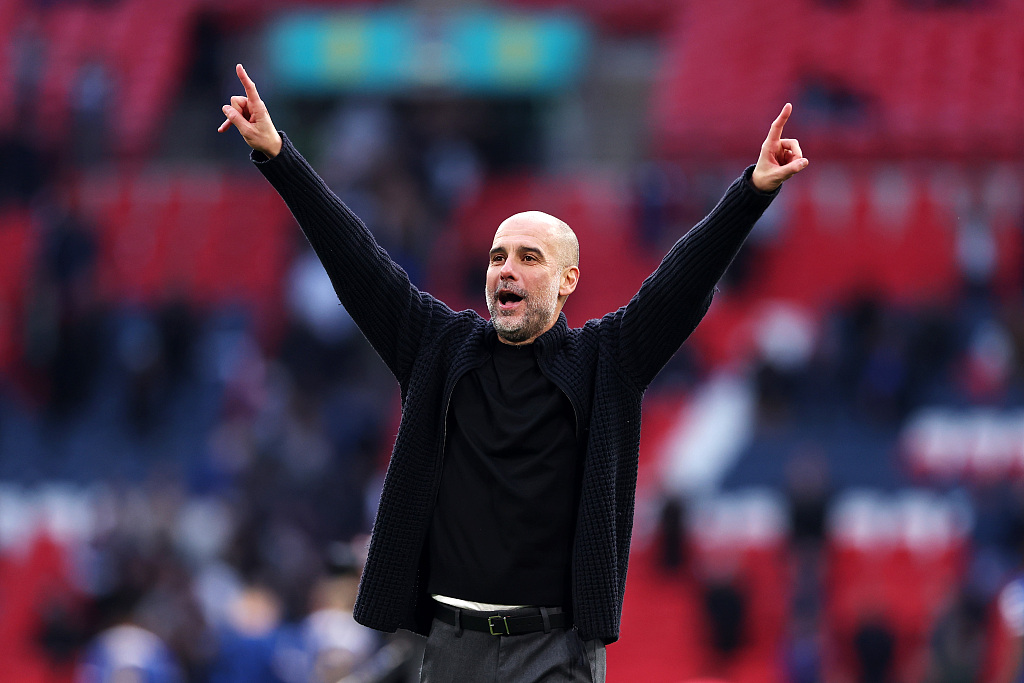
[{"left": 219, "top": 64, "right": 445, "bottom": 382}]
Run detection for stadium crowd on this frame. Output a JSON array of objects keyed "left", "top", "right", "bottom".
[{"left": 2, "top": 0, "right": 1024, "bottom": 682}]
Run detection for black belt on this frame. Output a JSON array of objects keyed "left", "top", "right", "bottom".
[{"left": 434, "top": 602, "right": 569, "bottom": 636}]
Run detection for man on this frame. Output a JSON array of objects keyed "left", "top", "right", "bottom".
[{"left": 219, "top": 63, "right": 807, "bottom": 682}]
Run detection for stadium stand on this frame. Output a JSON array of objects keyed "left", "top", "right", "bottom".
[
  {"left": 1, "top": 0, "right": 1023, "bottom": 681},
  {"left": 653, "top": 0, "right": 1024, "bottom": 159}
]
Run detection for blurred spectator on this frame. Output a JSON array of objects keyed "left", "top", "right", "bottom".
[
  {"left": 280, "top": 247, "right": 358, "bottom": 396},
  {"left": 118, "top": 312, "right": 171, "bottom": 435},
  {"left": 753, "top": 361, "right": 796, "bottom": 425},
  {"left": 958, "top": 317, "right": 1015, "bottom": 402},
  {"left": 0, "top": 127, "right": 48, "bottom": 207},
  {"left": 278, "top": 544, "right": 379, "bottom": 683},
  {"left": 655, "top": 495, "right": 687, "bottom": 572},
  {"left": 36, "top": 595, "right": 89, "bottom": 673},
  {"left": 797, "top": 75, "right": 872, "bottom": 128},
  {"left": 39, "top": 199, "right": 98, "bottom": 304},
  {"left": 158, "top": 298, "right": 199, "bottom": 390},
  {"left": 786, "top": 451, "right": 831, "bottom": 554},
  {"left": 903, "top": 306, "right": 959, "bottom": 408},
  {"left": 422, "top": 137, "right": 482, "bottom": 215},
  {"left": 923, "top": 588, "right": 988, "bottom": 683},
  {"left": 970, "top": 484, "right": 1018, "bottom": 595},
  {"left": 699, "top": 560, "right": 748, "bottom": 674},
  {"left": 852, "top": 614, "right": 896, "bottom": 683},
  {"left": 786, "top": 449, "right": 831, "bottom": 633},
  {"left": 77, "top": 624, "right": 184, "bottom": 683},
  {"left": 957, "top": 202, "right": 998, "bottom": 303},
  {"left": 749, "top": 303, "right": 818, "bottom": 427},
  {"left": 10, "top": 15, "right": 46, "bottom": 116},
  {"left": 184, "top": 11, "right": 225, "bottom": 102},
  {"left": 994, "top": 568, "right": 1024, "bottom": 683},
  {"left": 24, "top": 199, "right": 104, "bottom": 421},
  {"left": 632, "top": 160, "right": 686, "bottom": 250},
  {"left": 785, "top": 612, "right": 823, "bottom": 683},
  {"left": 320, "top": 102, "right": 394, "bottom": 191},
  {"left": 208, "top": 584, "right": 286, "bottom": 683},
  {"left": 823, "top": 296, "right": 918, "bottom": 424},
  {"left": 70, "top": 61, "right": 115, "bottom": 164}
]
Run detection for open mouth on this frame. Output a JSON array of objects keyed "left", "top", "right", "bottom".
[{"left": 496, "top": 290, "right": 524, "bottom": 311}]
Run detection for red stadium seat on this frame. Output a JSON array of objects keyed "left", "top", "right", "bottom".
[
  {"left": 0, "top": 209, "right": 33, "bottom": 372},
  {"left": 71, "top": 168, "right": 291, "bottom": 331},
  {"left": 654, "top": 0, "right": 1024, "bottom": 159}
]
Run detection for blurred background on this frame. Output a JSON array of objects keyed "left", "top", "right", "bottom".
[{"left": 1, "top": 0, "right": 1023, "bottom": 681}]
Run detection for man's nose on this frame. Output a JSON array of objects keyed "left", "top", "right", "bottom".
[{"left": 499, "top": 260, "right": 517, "bottom": 279}]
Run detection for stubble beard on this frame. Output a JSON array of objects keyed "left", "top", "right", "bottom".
[{"left": 486, "top": 279, "right": 560, "bottom": 344}]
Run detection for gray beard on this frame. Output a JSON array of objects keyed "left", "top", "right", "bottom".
[{"left": 486, "top": 282, "right": 559, "bottom": 343}]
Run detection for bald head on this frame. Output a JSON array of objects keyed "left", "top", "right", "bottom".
[
  {"left": 495, "top": 211, "right": 579, "bottom": 269},
  {"left": 486, "top": 210, "right": 581, "bottom": 344}
]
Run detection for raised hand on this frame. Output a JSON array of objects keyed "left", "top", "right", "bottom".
[
  {"left": 751, "top": 103, "right": 808, "bottom": 192},
  {"left": 217, "top": 63, "right": 283, "bottom": 158}
]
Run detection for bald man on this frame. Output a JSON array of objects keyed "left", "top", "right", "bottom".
[{"left": 220, "top": 64, "right": 807, "bottom": 682}]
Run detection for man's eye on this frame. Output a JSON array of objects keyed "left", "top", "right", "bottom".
[
  {"left": 492, "top": 255, "right": 504, "bottom": 263},
  {"left": 524, "top": 255, "right": 535, "bottom": 262}
]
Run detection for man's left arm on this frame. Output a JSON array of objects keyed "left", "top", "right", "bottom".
[{"left": 616, "top": 104, "right": 809, "bottom": 388}]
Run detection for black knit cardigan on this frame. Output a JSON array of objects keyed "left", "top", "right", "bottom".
[{"left": 253, "top": 134, "right": 778, "bottom": 643}]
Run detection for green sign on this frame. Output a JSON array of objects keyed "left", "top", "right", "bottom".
[{"left": 268, "top": 8, "right": 590, "bottom": 94}]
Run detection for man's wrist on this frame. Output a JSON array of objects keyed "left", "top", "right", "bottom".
[
  {"left": 263, "top": 132, "right": 283, "bottom": 159},
  {"left": 746, "top": 166, "right": 779, "bottom": 195},
  {"left": 750, "top": 169, "right": 775, "bottom": 193},
  {"left": 252, "top": 132, "right": 283, "bottom": 161}
]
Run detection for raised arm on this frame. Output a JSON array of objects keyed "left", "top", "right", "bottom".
[
  {"left": 218, "top": 65, "right": 448, "bottom": 384},
  {"left": 615, "top": 104, "right": 808, "bottom": 388}
]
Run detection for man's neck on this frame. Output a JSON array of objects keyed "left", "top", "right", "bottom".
[{"left": 495, "top": 312, "right": 562, "bottom": 346}]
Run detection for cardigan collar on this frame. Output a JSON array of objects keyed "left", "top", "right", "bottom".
[{"left": 483, "top": 312, "right": 569, "bottom": 357}]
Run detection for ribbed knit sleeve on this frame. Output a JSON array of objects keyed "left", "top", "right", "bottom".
[
  {"left": 616, "top": 166, "right": 778, "bottom": 388},
  {"left": 252, "top": 133, "right": 450, "bottom": 385}
]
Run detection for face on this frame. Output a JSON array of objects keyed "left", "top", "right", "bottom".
[{"left": 485, "top": 213, "right": 578, "bottom": 345}]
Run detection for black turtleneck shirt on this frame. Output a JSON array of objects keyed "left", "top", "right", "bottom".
[{"left": 427, "top": 339, "right": 581, "bottom": 608}]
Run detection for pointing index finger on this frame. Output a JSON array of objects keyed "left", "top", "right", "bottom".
[
  {"left": 767, "top": 102, "right": 793, "bottom": 144},
  {"left": 236, "top": 63, "right": 261, "bottom": 104}
]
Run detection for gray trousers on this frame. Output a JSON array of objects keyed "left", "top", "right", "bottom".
[{"left": 419, "top": 610, "right": 606, "bottom": 682}]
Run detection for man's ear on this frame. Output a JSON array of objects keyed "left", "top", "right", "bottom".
[{"left": 559, "top": 266, "right": 580, "bottom": 299}]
